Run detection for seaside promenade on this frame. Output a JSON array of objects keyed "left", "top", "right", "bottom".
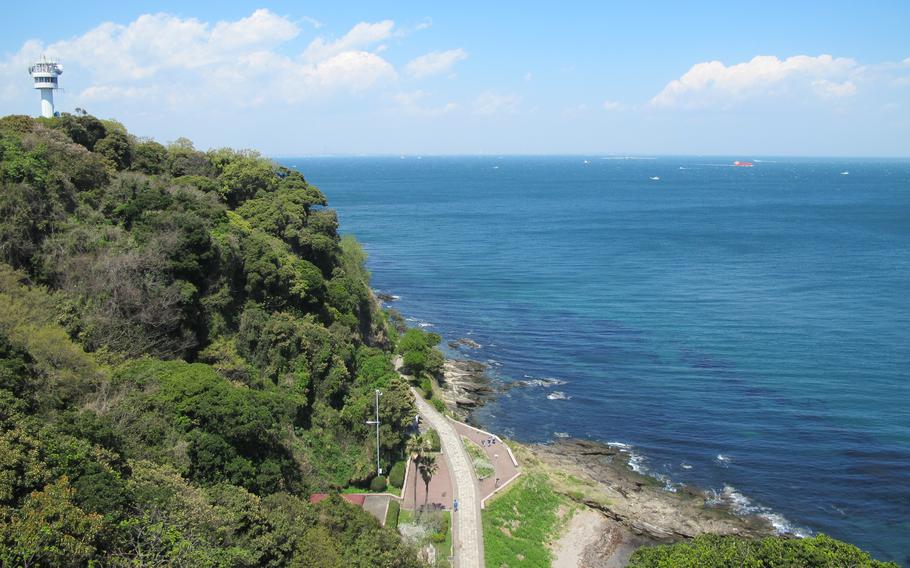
[{"left": 410, "top": 389, "right": 484, "bottom": 567}]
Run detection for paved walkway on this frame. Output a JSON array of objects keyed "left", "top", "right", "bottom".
[
  {"left": 362, "top": 495, "right": 391, "bottom": 526},
  {"left": 451, "top": 421, "right": 520, "bottom": 505},
  {"left": 412, "top": 389, "right": 484, "bottom": 568},
  {"left": 401, "top": 450, "right": 454, "bottom": 510}
]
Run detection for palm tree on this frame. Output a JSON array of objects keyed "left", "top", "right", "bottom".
[
  {"left": 405, "top": 434, "right": 425, "bottom": 513},
  {"left": 418, "top": 453, "right": 438, "bottom": 518}
]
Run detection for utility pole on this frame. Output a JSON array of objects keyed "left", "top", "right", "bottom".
[{"left": 365, "top": 390, "right": 382, "bottom": 475}]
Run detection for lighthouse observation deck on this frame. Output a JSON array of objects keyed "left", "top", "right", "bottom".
[
  {"left": 29, "top": 61, "right": 63, "bottom": 89},
  {"left": 28, "top": 59, "right": 63, "bottom": 118}
]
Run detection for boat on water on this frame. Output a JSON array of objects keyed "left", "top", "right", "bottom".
[
  {"left": 841, "top": 171, "right": 850, "bottom": 175},
  {"left": 733, "top": 161, "right": 754, "bottom": 167},
  {"left": 649, "top": 176, "right": 660, "bottom": 181}
]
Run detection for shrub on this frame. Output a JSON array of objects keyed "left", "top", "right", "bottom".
[
  {"left": 388, "top": 461, "right": 406, "bottom": 489},
  {"left": 426, "top": 428, "right": 441, "bottom": 452},
  {"left": 439, "top": 510, "right": 450, "bottom": 535},
  {"left": 431, "top": 398, "right": 446, "bottom": 413},
  {"left": 420, "top": 377, "right": 433, "bottom": 398},
  {"left": 627, "top": 534, "right": 898, "bottom": 568},
  {"left": 369, "top": 475, "right": 387, "bottom": 492}
]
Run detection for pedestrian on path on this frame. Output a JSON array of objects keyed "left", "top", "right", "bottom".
[{"left": 454, "top": 499, "right": 459, "bottom": 512}]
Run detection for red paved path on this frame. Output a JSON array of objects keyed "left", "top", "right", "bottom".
[{"left": 401, "top": 452, "right": 454, "bottom": 510}]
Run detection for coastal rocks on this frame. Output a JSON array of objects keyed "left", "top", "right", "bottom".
[
  {"left": 435, "top": 359, "right": 494, "bottom": 418},
  {"left": 529, "top": 439, "right": 774, "bottom": 544},
  {"left": 376, "top": 292, "right": 399, "bottom": 303},
  {"left": 447, "top": 337, "right": 481, "bottom": 350}
]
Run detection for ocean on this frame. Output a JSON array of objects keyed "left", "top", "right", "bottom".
[{"left": 279, "top": 155, "right": 910, "bottom": 564}]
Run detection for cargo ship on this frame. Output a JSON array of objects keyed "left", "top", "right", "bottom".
[{"left": 733, "top": 161, "right": 754, "bottom": 167}]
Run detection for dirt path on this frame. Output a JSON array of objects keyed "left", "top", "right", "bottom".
[{"left": 551, "top": 508, "right": 645, "bottom": 568}]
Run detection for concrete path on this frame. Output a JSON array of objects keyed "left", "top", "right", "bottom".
[
  {"left": 412, "top": 389, "right": 484, "bottom": 568},
  {"left": 361, "top": 495, "right": 391, "bottom": 526}
]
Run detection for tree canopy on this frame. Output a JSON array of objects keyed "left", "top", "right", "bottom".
[{"left": 0, "top": 113, "right": 420, "bottom": 566}]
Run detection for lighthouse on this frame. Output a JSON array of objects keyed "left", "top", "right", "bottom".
[{"left": 28, "top": 58, "right": 63, "bottom": 118}]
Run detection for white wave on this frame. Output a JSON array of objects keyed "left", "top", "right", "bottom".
[
  {"left": 627, "top": 453, "right": 647, "bottom": 474},
  {"left": 657, "top": 475, "right": 679, "bottom": 493},
  {"left": 681, "top": 463, "right": 693, "bottom": 470},
  {"left": 417, "top": 321, "right": 434, "bottom": 328},
  {"left": 721, "top": 486, "right": 811, "bottom": 537},
  {"left": 519, "top": 376, "right": 568, "bottom": 387},
  {"left": 554, "top": 431, "right": 570, "bottom": 438},
  {"left": 547, "top": 391, "right": 571, "bottom": 400},
  {"left": 607, "top": 442, "right": 648, "bottom": 474},
  {"left": 715, "top": 453, "right": 732, "bottom": 466}
]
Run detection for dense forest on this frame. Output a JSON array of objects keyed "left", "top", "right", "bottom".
[{"left": 0, "top": 111, "right": 426, "bottom": 566}]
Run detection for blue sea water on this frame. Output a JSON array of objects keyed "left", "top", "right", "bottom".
[{"left": 280, "top": 156, "right": 910, "bottom": 564}]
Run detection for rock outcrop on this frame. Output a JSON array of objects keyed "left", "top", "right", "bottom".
[
  {"left": 435, "top": 359, "right": 494, "bottom": 418},
  {"left": 529, "top": 439, "right": 774, "bottom": 543}
]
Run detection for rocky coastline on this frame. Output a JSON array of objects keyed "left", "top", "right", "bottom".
[
  {"left": 434, "top": 358, "right": 495, "bottom": 419},
  {"left": 528, "top": 439, "right": 773, "bottom": 541},
  {"left": 429, "top": 354, "right": 777, "bottom": 564},
  {"left": 379, "top": 290, "right": 778, "bottom": 561}
]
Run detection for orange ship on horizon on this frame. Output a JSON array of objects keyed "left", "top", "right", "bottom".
[{"left": 733, "top": 161, "right": 754, "bottom": 167}]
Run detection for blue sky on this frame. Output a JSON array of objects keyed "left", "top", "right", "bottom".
[{"left": 2, "top": 1, "right": 909, "bottom": 156}]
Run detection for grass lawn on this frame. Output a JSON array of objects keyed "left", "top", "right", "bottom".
[
  {"left": 462, "top": 436, "right": 495, "bottom": 480},
  {"left": 482, "top": 472, "right": 571, "bottom": 567}
]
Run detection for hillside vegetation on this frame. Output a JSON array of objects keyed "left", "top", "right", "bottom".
[{"left": 0, "top": 112, "right": 421, "bottom": 566}]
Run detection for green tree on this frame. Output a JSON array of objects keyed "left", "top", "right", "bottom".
[
  {"left": 405, "top": 434, "right": 427, "bottom": 515},
  {"left": 417, "top": 453, "right": 438, "bottom": 517},
  {"left": 0, "top": 477, "right": 103, "bottom": 568},
  {"left": 218, "top": 156, "right": 278, "bottom": 206},
  {"left": 94, "top": 130, "right": 133, "bottom": 170},
  {"left": 131, "top": 139, "right": 167, "bottom": 174}
]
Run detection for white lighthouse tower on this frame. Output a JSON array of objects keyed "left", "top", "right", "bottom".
[{"left": 28, "top": 58, "right": 63, "bottom": 118}]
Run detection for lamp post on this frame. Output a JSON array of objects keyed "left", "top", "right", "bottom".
[{"left": 365, "top": 390, "right": 382, "bottom": 475}]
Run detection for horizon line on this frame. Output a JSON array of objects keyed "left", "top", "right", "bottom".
[{"left": 269, "top": 153, "right": 910, "bottom": 160}]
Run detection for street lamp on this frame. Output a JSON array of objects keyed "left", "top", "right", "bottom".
[{"left": 365, "top": 389, "right": 382, "bottom": 475}]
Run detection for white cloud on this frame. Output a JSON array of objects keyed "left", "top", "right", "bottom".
[
  {"left": 209, "top": 9, "right": 300, "bottom": 50},
  {"left": 651, "top": 54, "right": 859, "bottom": 108},
  {"left": 1, "top": 11, "right": 401, "bottom": 110},
  {"left": 394, "top": 90, "right": 457, "bottom": 116},
  {"left": 79, "top": 84, "right": 158, "bottom": 101},
  {"left": 300, "top": 16, "right": 324, "bottom": 29},
  {"left": 473, "top": 92, "right": 520, "bottom": 115},
  {"left": 41, "top": 10, "right": 300, "bottom": 79},
  {"left": 0, "top": 40, "right": 45, "bottom": 102},
  {"left": 300, "top": 51, "right": 396, "bottom": 92},
  {"left": 812, "top": 79, "right": 856, "bottom": 98},
  {"left": 603, "top": 100, "right": 623, "bottom": 111},
  {"left": 415, "top": 18, "right": 433, "bottom": 31},
  {"left": 303, "top": 20, "right": 394, "bottom": 62},
  {"left": 524, "top": 72, "right": 533, "bottom": 82},
  {"left": 405, "top": 48, "right": 467, "bottom": 78}
]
